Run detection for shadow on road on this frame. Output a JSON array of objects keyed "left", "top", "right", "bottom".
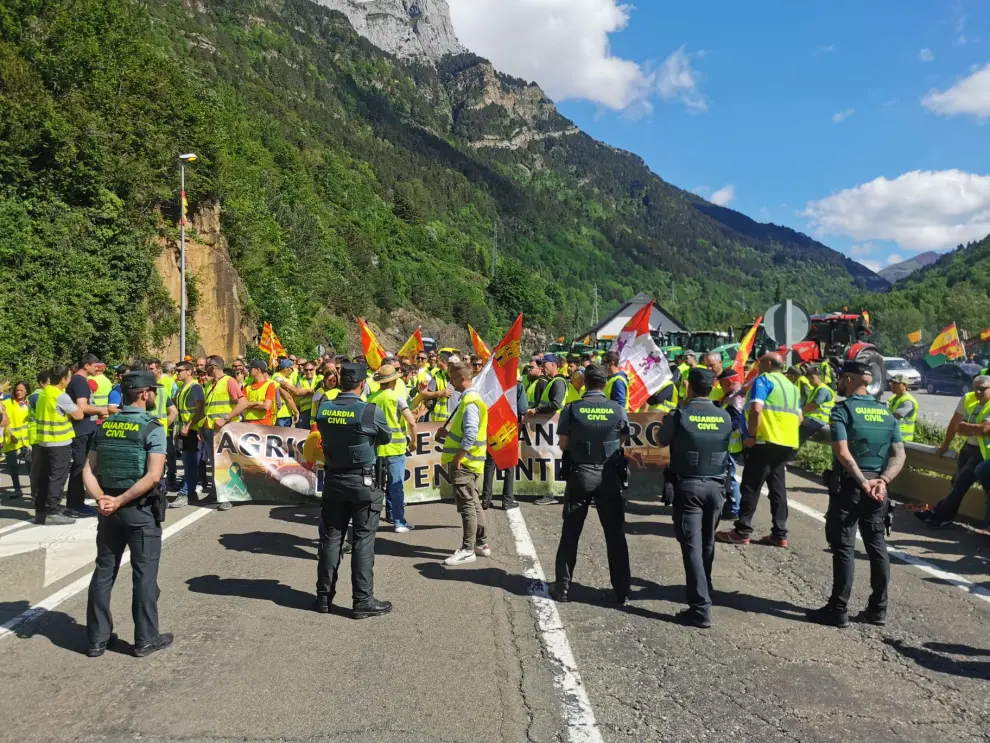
[
  {"left": 186, "top": 575, "right": 315, "bottom": 611},
  {"left": 268, "top": 505, "right": 320, "bottom": 527},
  {"left": 219, "top": 531, "right": 317, "bottom": 561},
  {"left": 0, "top": 507, "right": 32, "bottom": 522},
  {"left": 413, "top": 561, "right": 537, "bottom": 598},
  {"left": 3, "top": 604, "right": 134, "bottom": 656},
  {"left": 883, "top": 637, "right": 990, "bottom": 680}
]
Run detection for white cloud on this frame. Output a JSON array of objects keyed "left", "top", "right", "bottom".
[
  {"left": 919, "top": 48, "right": 935, "bottom": 62},
  {"left": 710, "top": 185, "right": 735, "bottom": 206},
  {"left": 832, "top": 108, "right": 856, "bottom": 123},
  {"left": 813, "top": 44, "right": 836, "bottom": 56},
  {"left": 886, "top": 253, "right": 904, "bottom": 266},
  {"left": 446, "top": 1, "right": 706, "bottom": 113},
  {"left": 692, "top": 185, "right": 711, "bottom": 196},
  {"left": 922, "top": 63, "right": 990, "bottom": 119},
  {"left": 859, "top": 260, "right": 883, "bottom": 272},
  {"left": 804, "top": 169, "right": 990, "bottom": 251},
  {"left": 849, "top": 243, "right": 875, "bottom": 258}
]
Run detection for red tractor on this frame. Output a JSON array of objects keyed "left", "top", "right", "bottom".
[{"left": 787, "top": 311, "right": 886, "bottom": 396}]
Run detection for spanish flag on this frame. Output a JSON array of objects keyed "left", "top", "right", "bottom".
[
  {"left": 397, "top": 328, "right": 425, "bottom": 360},
  {"left": 181, "top": 190, "right": 188, "bottom": 227},
  {"left": 732, "top": 316, "right": 763, "bottom": 379},
  {"left": 358, "top": 318, "right": 389, "bottom": 370},
  {"left": 907, "top": 330, "right": 922, "bottom": 344},
  {"left": 981, "top": 328, "right": 990, "bottom": 342},
  {"left": 929, "top": 322, "right": 965, "bottom": 360},
  {"left": 469, "top": 325, "right": 492, "bottom": 363}
]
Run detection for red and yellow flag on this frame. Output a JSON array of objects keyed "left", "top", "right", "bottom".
[
  {"left": 474, "top": 314, "right": 523, "bottom": 471},
  {"left": 732, "top": 316, "right": 763, "bottom": 379},
  {"left": 358, "top": 318, "right": 389, "bottom": 370},
  {"left": 861, "top": 310, "right": 871, "bottom": 327},
  {"left": 929, "top": 322, "right": 965, "bottom": 360},
  {"left": 397, "top": 328, "right": 425, "bottom": 360},
  {"left": 258, "top": 322, "right": 286, "bottom": 366},
  {"left": 981, "top": 328, "right": 990, "bottom": 342},
  {"left": 180, "top": 190, "right": 189, "bottom": 227},
  {"left": 469, "top": 325, "right": 492, "bottom": 363},
  {"left": 907, "top": 330, "right": 923, "bottom": 344}
]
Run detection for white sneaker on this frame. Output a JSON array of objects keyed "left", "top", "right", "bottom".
[
  {"left": 474, "top": 544, "right": 491, "bottom": 558},
  {"left": 444, "top": 548, "right": 477, "bottom": 566},
  {"left": 394, "top": 523, "right": 414, "bottom": 533}
]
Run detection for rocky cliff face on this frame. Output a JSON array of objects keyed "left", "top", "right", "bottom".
[{"left": 312, "top": 0, "right": 463, "bottom": 61}]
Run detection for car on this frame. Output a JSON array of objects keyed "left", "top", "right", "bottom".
[
  {"left": 884, "top": 357, "right": 922, "bottom": 389},
  {"left": 923, "top": 362, "right": 983, "bottom": 396}
]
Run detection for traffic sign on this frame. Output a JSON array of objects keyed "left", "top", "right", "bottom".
[
  {"left": 316, "top": 344, "right": 327, "bottom": 357},
  {"left": 764, "top": 300, "right": 811, "bottom": 367}
]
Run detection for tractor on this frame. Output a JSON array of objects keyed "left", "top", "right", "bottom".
[
  {"left": 788, "top": 311, "right": 886, "bottom": 396},
  {"left": 656, "top": 330, "right": 737, "bottom": 366}
]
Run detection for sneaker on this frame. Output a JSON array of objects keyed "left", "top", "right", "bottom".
[
  {"left": 675, "top": 609, "right": 712, "bottom": 629},
  {"left": 805, "top": 605, "right": 850, "bottom": 628},
  {"left": 217, "top": 501, "right": 232, "bottom": 511},
  {"left": 68, "top": 504, "right": 97, "bottom": 518},
  {"left": 35, "top": 512, "right": 75, "bottom": 525},
  {"left": 535, "top": 495, "right": 557, "bottom": 506},
  {"left": 503, "top": 499, "right": 520, "bottom": 510},
  {"left": 353, "top": 598, "right": 392, "bottom": 619},
  {"left": 87, "top": 632, "right": 119, "bottom": 658},
  {"left": 757, "top": 534, "right": 788, "bottom": 548},
  {"left": 133, "top": 632, "right": 174, "bottom": 657},
  {"left": 443, "top": 548, "right": 476, "bottom": 565},
  {"left": 342, "top": 541, "right": 352, "bottom": 554},
  {"left": 715, "top": 529, "right": 750, "bottom": 545},
  {"left": 481, "top": 499, "right": 493, "bottom": 510},
  {"left": 853, "top": 608, "right": 887, "bottom": 626},
  {"left": 169, "top": 494, "right": 189, "bottom": 509},
  {"left": 313, "top": 594, "right": 332, "bottom": 614},
  {"left": 474, "top": 544, "right": 491, "bottom": 557},
  {"left": 394, "top": 522, "right": 414, "bottom": 533}
]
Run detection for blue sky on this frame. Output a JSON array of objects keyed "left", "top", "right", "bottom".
[{"left": 448, "top": 0, "right": 990, "bottom": 273}]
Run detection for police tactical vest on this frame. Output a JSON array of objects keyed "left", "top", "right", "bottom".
[
  {"left": 565, "top": 393, "right": 623, "bottom": 465},
  {"left": 836, "top": 396, "right": 898, "bottom": 473},
  {"left": 316, "top": 395, "right": 379, "bottom": 469},
  {"left": 95, "top": 409, "right": 159, "bottom": 490},
  {"left": 668, "top": 401, "right": 732, "bottom": 478}
]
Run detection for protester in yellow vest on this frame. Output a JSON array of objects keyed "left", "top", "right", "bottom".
[
  {"left": 564, "top": 369, "right": 585, "bottom": 405},
  {"left": 717, "top": 353, "right": 801, "bottom": 547},
  {"left": 202, "top": 355, "right": 249, "bottom": 511},
  {"left": 32, "top": 365, "right": 85, "bottom": 524},
  {"left": 702, "top": 352, "right": 727, "bottom": 403},
  {"left": 646, "top": 376, "right": 678, "bottom": 414},
  {"left": 171, "top": 361, "right": 206, "bottom": 508},
  {"left": 420, "top": 351, "right": 456, "bottom": 423},
  {"left": 440, "top": 358, "right": 491, "bottom": 566},
  {"left": 369, "top": 363, "right": 417, "bottom": 532},
  {"left": 786, "top": 365, "right": 813, "bottom": 405},
  {"left": 90, "top": 365, "right": 114, "bottom": 415},
  {"left": 279, "top": 361, "right": 321, "bottom": 429},
  {"left": 3, "top": 381, "right": 31, "bottom": 499},
  {"left": 26, "top": 370, "right": 50, "bottom": 446},
  {"left": 798, "top": 366, "right": 835, "bottom": 446},
  {"left": 272, "top": 359, "right": 300, "bottom": 426},
  {"left": 887, "top": 375, "right": 918, "bottom": 443}
]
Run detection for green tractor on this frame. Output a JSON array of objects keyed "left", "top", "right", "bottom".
[{"left": 658, "top": 330, "right": 737, "bottom": 366}]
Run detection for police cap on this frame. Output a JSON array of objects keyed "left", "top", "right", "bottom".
[
  {"left": 584, "top": 364, "right": 607, "bottom": 387},
  {"left": 689, "top": 367, "right": 716, "bottom": 388},
  {"left": 840, "top": 360, "right": 873, "bottom": 377},
  {"left": 717, "top": 368, "right": 739, "bottom": 381},
  {"left": 339, "top": 363, "right": 367, "bottom": 386},
  {"left": 121, "top": 371, "right": 161, "bottom": 391},
  {"left": 541, "top": 353, "right": 559, "bottom": 364}
]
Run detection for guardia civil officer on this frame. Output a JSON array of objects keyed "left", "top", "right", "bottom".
[
  {"left": 313, "top": 362, "right": 394, "bottom": 618},
  {"left": 550, "top": 365, "right": 631, "bottom": 604},
  {"left": 807, "top": 360, "right": 905, "bottom": 628},
  {"left": 83, "top": 371, "right": 172, "bottom": 658},
  {"left": 658, "top": 368, "right": 732, "bottom": 628}
]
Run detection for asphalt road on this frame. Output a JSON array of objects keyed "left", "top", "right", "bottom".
[
  {"left": 1, "top": 470, "right": 989, "bottom": 742},
  {"left": 879, "top": 389, "right": 959, "bottom": 430}
]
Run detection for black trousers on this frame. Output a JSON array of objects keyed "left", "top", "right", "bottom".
[
  {"left": 482, "top": 452, "right": 516, "bottom": 505},
  {"left": 735, "top": 443, "right": 792, "bottom": 539},
  {"left": 930, "top": 444, "right": 982, "bottom": 524},
  {"left": 554, "top": 466, "right": 630, "bottom": 598},
  {"left": 317, "top": 471, "right": 382, "bottom": 606},
  {"left": 30, "top": 444, "right": 72, "bottom": 515},
  {"left": 67, "top": 431, "right": 96, "bottom": 510},
  {"left": 673, "top": 478, "right": 725, "bottom": 620},
  {"left": 86, "top": 503, "right": 162, "bottom": 647},
  {"left": 827, "top": 477, "right": 889, "bottom": 613},
  {"left": 166, "top": 432, "right": 177, "bottom": 484}
]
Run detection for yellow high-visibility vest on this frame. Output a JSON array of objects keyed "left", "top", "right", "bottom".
[
  {"left": 745, "top": 372, "right": 801, "bottom": 448},
  {"left": 177, "top": 382, "right": 204, "bottom": 431},
  {"left": 2, "top": 398, "right": 30, "bottom": 453},
  {"left": 441, "top": 389, "right": 488, "bottom": 475},
  {"left": 888, "top": 392, "right": 917, "bottom": 442},
  {"left": 369, "top": 387, "right": 408, "bottom": 457},
  {"left": 204, "top": 375, "right": 235, "bottom": 428},
  {"left": 806, "top": 383, "right": 836, "bottom": 425},
  {"left": 91, "top": 373, "right": 113, "bottom": 408},
  {"left": 243, "top": 380, "right": 275, "bottom": 424},
  {"left": 962, "top": 392, "right": 990, "bottom": 460},
  {"left": 35, "top": 386, "right": 75, "bottom": 445}
]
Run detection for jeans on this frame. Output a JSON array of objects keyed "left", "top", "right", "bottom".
[
  {"left": 722, "top": 454, "right": 741, "bottom": 517},
  {"left": 276, "top": 417, "right": 292, "bottom": 428},
  {"left": 385, "top": 454, "right": 407, "bottom": 526},
  {"left": 297, "top": 412, "right": 311, "bottom": 429},
  {"left": 974, "top": 458, "right": 990, "bottom": 527},
  {"left": 5, "top": 450, "right": 24, "bottom": 495},
  {"left": 178, "top": 434, "right": 200, "bottom": 496}
]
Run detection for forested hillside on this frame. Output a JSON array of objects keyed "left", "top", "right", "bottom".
[
  {"left": 0, "top": 0, "right": 883, "bottom": 378},
  {"left": 851, "top": 236, "right": 990, "bottom": 353}
]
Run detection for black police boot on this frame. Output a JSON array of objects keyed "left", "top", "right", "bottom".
[
  {"left": 549, "top": 582, "right": 569, "bottom": 602},
  {"left": 805, "top": 604, "right": 850, "bottom": 628},
  {"left": 675, "top": 609, "right": 712, "bottom": 629},
  {"left": 133, "top": 632, "right": 174, "bottom": 658},
  {"left": 353, "top": 599, "right": 392, "bottom": 619},
  {"left": 313, "top": 594, "right": 332, "bottom": 614},
  {"left": 853, "top": 607, "right": 887, "bottom": 626},
  {"left": 86, "top": 632, "right": 119, "bottom": 658}
]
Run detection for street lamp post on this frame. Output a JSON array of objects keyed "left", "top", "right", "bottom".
[{"left": 178, "top": 153, "right": 197, "bottom": 360}]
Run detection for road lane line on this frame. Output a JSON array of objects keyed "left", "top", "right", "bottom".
[
  {"left": 0, "top": 505, "right": 215, "bottom": 644},
  {"left": 0, "top": 521, "right": 32, "bottom": 537},
  {"left": 504, "top": 506, "right": 604, "bottom": 743}
]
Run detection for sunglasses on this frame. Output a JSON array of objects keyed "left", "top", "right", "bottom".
[{"left": 472, "top": 363, "right": 483, "bottom": 368}]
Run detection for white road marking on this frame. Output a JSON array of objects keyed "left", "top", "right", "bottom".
[
  {"left": 504, "top": 506, "right": 604, "bottom": 743},
  {"left": 0, "top": 506, "right": 215, "bottom": 643},
  {"left": 0, "top": 518, "right": 99, "bottom": 586},
  {"left": 0, "top": 521, "right": 32, "bottom": 537}
]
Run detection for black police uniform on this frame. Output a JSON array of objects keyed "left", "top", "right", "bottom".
[
  {"left": 658, "top": 389, "right": 732, "bottom": 626},
  {"left": 314, "top": 370, "right": 393, "bottom": 617},
  {"left": 552, "top": 387, "right": 631, "bottom": 602},
  {"left": 86, "top": 371, "right": 171, "bottom": 657},
  {"left": 815, "top": 389, "right": 901, "bottom": 625}
]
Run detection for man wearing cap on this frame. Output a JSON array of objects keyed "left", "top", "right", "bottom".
[
  {"left": 66, "top": 353, "right": 110, "bottom": 518},
  {"left": 717, "top": 368, "right": 746, "bottom": 519},
  {"left": 917, "top": 374, "right": 990, "bottom": 529},
  {"left": 798, "top": 366, "right": 835, "bottom": 446},
  {"left": 717, "top": 352, "right": 802, "bottom": 548},
  {"left": 272, "top": 359, "right": 300, "bottom": 427},
  {"left": 368, "top": 363, "right": 417, "bottom": 533},
  {"left": 314, "top": 363, "right": 393, "bottom": 618},
  {"left": 83, "top": 370, "right": 173, "bottom": 657},
  {"left": 550, "top": 364, "right": 630, "bottom": 603},
  {"left": 658, "top": 367, "right": 732, "bottom": 627},
  {"left": 603, "top": 351, "right": 630, "bottom": 411},
  {"left": 887, "top": 375, "right": 918, "bottom": 443},
  {"left": 807, "top": 360, "right": 905, "bottom": 628}
]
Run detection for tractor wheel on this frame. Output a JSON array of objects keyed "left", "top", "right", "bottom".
[{"left": 854, "top": 347, "right": 886, "bottom": 397}]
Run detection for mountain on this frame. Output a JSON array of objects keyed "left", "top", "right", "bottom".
[
  {"left": 0, "top": 0, "right": 884, "bottom": 379},
  {"left": 850, "top": 237, "right": 990, "bottom": 354},
  {"left": 878, "top": 251, "right": 940, "bottom": 283}
]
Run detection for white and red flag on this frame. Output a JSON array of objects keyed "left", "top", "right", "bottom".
[
  {"left": 474, "top": 314, "right": 523, "bottom": 471},
  {"left": 613, "top": 300, "right": 672, "bottom": 411}
]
